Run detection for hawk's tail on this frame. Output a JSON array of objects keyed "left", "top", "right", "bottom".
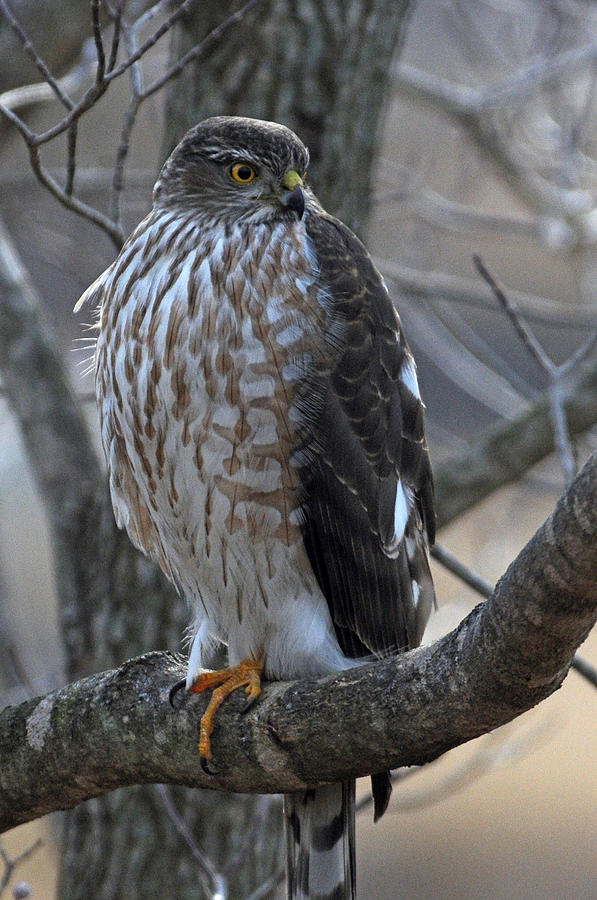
[{"left": 284, "top": 780, "right": 356, "bottom": 899}]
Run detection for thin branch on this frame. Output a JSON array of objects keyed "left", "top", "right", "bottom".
[
  {"left": 0, "top": 36, "right": 96, "bottom": 128},
  {"left": 473, "top": 254, "right": 555, "bottom": 375},
  {"left": 109, "top": 18, "right": 144, "bottom": 225},
  {"left": 91, "top": 0, "right": 106, "bottom": 84},
  {"left": 376, "top": 162, "right": 559, "bottom": 245},
  {"left": 560, "top": 330, "right": 597, "bottom": 377},
  {"left": 28, "top": 80, "right": 108, "bottom": 147},
  {"left": 0, "top": 99, "right": 36, "bottom": 140},
  {"left": 394, "top": 62, "right": 597, "bottom": 221},
  {"left": 100, "top": 0, "right": 199, "bottom": 88},
  {"left": 549, "top": 379, "right": 578, "bottom": 485},
  {"left": 131, "top": 0, "right": 176, "bottom": 33},
  {"left": 0, "top": 0, "right": 74, "bottom": 110},
  {"left": 105, "top": 0, "right": 124, "bottom": 73},
  {"left": 473, "top": 254, "right": 594, "bottom": 485},
  {"left": 430, "top": 543, "right": 492, "bottom": 598},
  {"left": 156, "top": 785, "right": 227, "bottom": 900},
  {"left": 140, "top": 0, "right": 265, "bottom": 99},
  {"left": 571, "top": 654, "right": 597, "bottom": 689},
  {"left": 378, "top": 258, "right": 597, "bottom": 329},
  {"left": 27, "top": 145, "right": 124, "bottom": 248},
  {"left": 65, "top": 122, "right": 78, "bottom": 197},
  {"left": 0, "top": 838, "right": 42, "bottom": 894},
  {"left": 396, "top": 41, "right": 597, "bottom": 119}
]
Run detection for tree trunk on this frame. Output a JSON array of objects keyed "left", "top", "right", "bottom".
[{"left": 162, "top": 0, "right": 414, "bottom": 235}]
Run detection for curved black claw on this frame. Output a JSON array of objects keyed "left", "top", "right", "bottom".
[
  {"left": 168, "top": 678, "right": 187, "bottom": 708},
  {"left": 200, "top": 755, "right": 220, "bottom": 776},
  {"left": 241, "top": 695, "right": 259, "bottom": 715}
]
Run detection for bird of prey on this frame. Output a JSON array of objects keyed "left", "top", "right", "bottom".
[{"left": 76, "top": 116, "right": 435, "bottom": 899}]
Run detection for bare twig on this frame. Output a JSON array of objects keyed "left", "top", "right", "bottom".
[
  {"left": 141, "top": 0, "right": 264, "bottom": 99},
  {"left": 0, "top": 0, "right": 74, "bottom": 110},
  {"left": 99, "top": 0, "right": 199, "bottom": 89},
  {"left": 109, "top": 18, "right": 144, "bottom": 225},
  {"left": 104, "top": 0, "right": 124, "bottom": 74},
  {"left": 473, "top": 255, "right": 554, "bottom": 374},
  {"left": 378, "top": 258, "right": 597, "bottom": 329},
  {"left": 571, "top": 654, "right": 597, "bottom": 689},
  {"left": 0, "top": 0, "right": 266, "bottom": 248},
  {"left": 91, "top": 0, "right": 106, "bottom": 84},
  {"left": 0, "top": 837, "right": 42, "bottom": 894},
  {"left": 394, "top": 59, "right": 597, "bottom": 223},
  {"left": 27, "top": 144, "right": 124, "bottom": 248},
  {"left": 430, "top": 543, "right": 492, "bottom": 598},
  {"left": 376, "top": 161, "right": 563, "bottom": 244},
  {"left": 473, "top": 254, "right": 597, "bottom": 485},
  {"left": 65, "top": 122, "right": 78, "bottom": 197},
  {"left": 396, "top": 41, "right": 597, "bottom": 119},
  {"left": 156, "top": 785, "right": 227, "bottom": 900},
  {"left": 0, "top": 39, "right": 94, "bottom": 114},
  {"left": 131, "top": 0, "right": 175, "bottom": 33},
  {"left": 560, "top": 331, "right": 597, "bottom": 377}
]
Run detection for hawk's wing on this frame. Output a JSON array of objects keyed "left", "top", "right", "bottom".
[{"left": 298, "top": 211, "right": 435, "bottom": 658}]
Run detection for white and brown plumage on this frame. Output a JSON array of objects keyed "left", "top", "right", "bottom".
[{"left": 77, "top": 116, "right": 435, "bottom": 900}]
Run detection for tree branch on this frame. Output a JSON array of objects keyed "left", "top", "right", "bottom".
[
  {"left": 2, "top": 452, "right": 596, "bottom": 833},
  {"left": 433, "top": 355, "right": 597, "bottom": 527},
  {"left": 379, "top": 260, "right": 597, "bottom": 328}
]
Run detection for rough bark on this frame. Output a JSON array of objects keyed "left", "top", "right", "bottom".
[
  {"left": 162, "top": 0, "right": 414, "bottom": 234},
  {"left": 2, "top": 450, "right": 596, "bottom": 831}
]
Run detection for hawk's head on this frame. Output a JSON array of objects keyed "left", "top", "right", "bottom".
[{"left": 154, "top": 116, "right": 310, "bottom": 224}]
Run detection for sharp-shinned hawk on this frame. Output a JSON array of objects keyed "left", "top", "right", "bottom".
[{"left": 76, "top": 116, "right": 435, "bottom": 900}]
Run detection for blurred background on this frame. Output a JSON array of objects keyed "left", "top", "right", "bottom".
[{"left": 1, "top": 1, "right": 596, "bottom": 897}]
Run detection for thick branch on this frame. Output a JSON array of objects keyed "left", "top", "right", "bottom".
[{"left": 2, "top": 453, "right": 596, "bottom": 833}]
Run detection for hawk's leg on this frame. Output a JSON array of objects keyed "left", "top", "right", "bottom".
[{"left": 190, "top": 657, "right": 263, "bottom": 770}]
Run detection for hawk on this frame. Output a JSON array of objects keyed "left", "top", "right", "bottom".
[{"left": 76, "top": 116, "right": 435, "bottom": 899}]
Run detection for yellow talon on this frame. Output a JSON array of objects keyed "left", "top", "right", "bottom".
[{"left": 190, "top": 657, "right": 263, "bottom": 761}]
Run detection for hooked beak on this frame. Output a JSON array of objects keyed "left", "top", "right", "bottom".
[{"left": 280, "top": 169, "right": 305, "bottom": 219}]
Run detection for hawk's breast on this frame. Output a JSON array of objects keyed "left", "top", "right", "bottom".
[{"left": 97, "top": 212, "right": 330, "bottom": 616}]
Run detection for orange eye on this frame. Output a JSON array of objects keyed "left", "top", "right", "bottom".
[{"left": 231, "top": 162, "right": 257, "bottom": 184}]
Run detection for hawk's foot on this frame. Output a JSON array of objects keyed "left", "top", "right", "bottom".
[{"left": 190, "top": 657, "right": 263, "bottom": 771}]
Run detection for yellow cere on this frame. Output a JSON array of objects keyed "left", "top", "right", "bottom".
[{"left": 282, "top": 170, "right": 304, "bottom": 190}]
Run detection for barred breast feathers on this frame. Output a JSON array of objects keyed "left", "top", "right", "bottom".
[{"left": 87, "top": 209, "right": 331, "bottom": 595}]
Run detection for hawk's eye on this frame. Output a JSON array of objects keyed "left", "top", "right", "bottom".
[{"left": 230, "top": 162, "right": 257, "bottom": 184}]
